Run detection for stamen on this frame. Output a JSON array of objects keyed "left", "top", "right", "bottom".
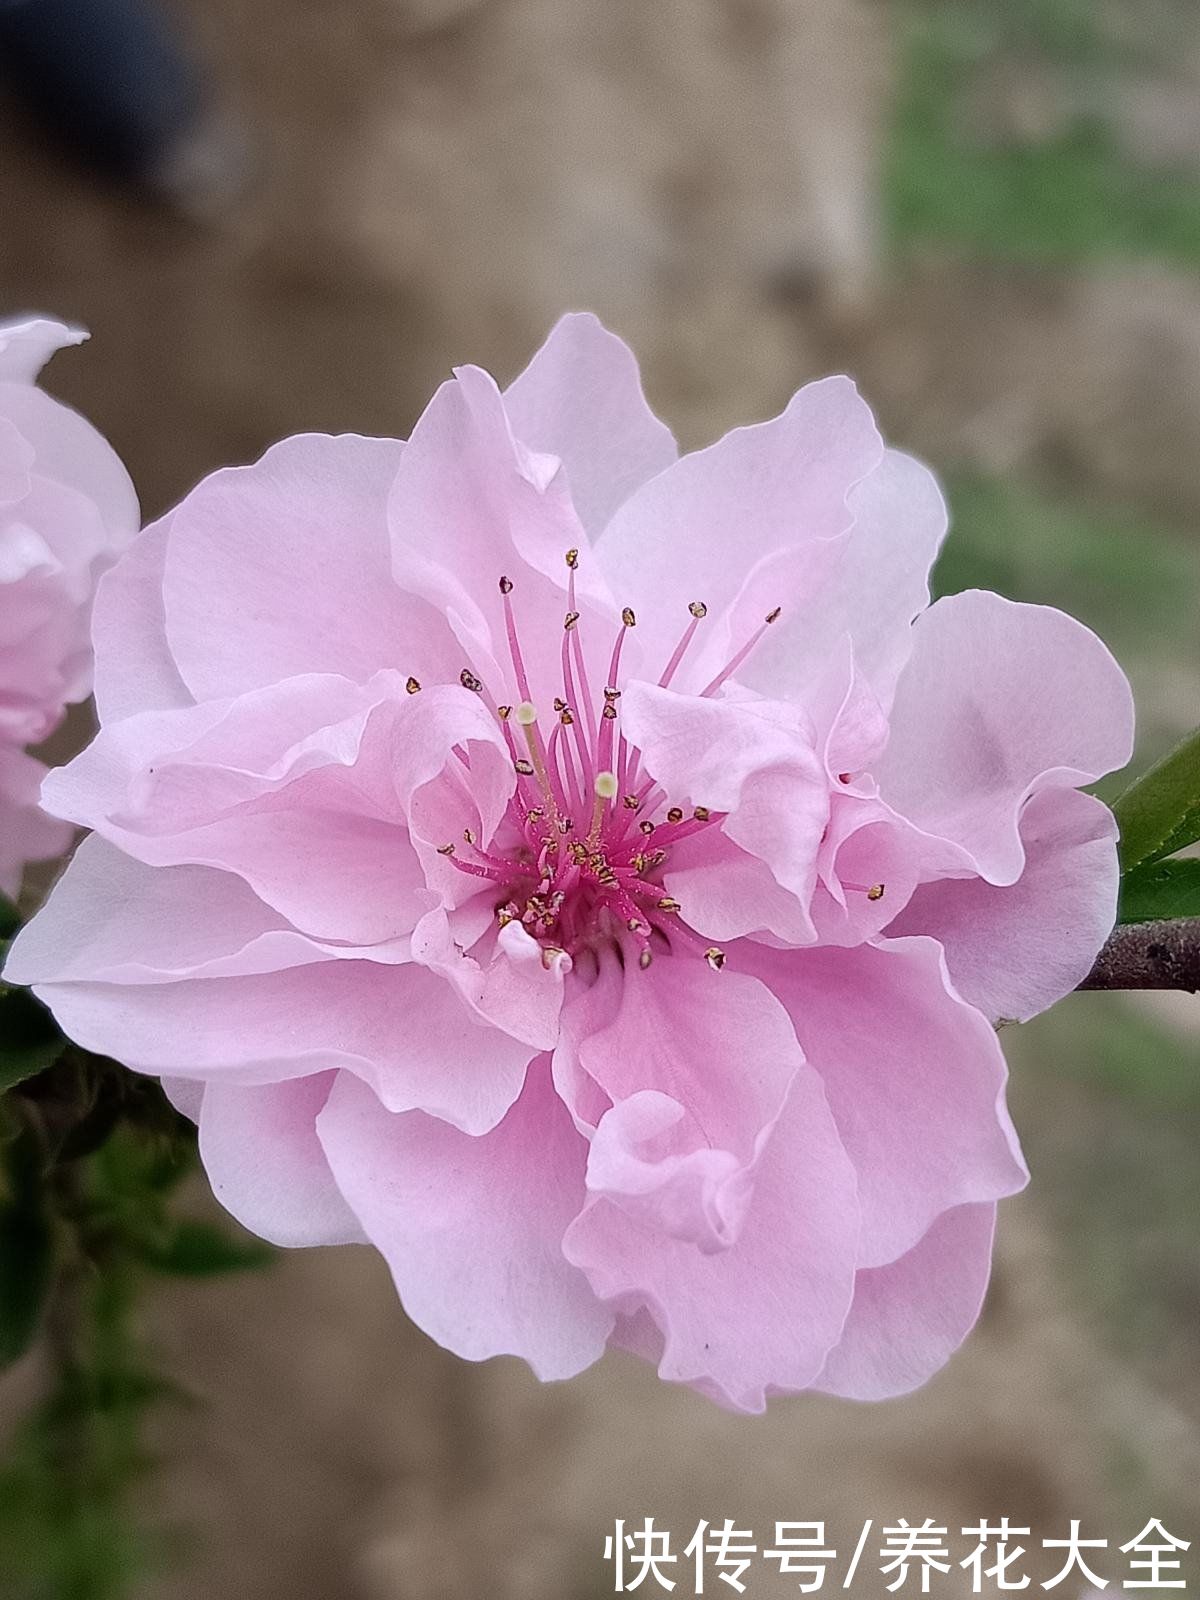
[
  {"left": 406, "top": 676, "right": 422, "bottom": 695},
  {"left": 589, "top": 769, "right": 617, "bottom": 843},
  {"left": 699, "top": 606, "right": 783, "bottom": 699},
  {"left": 704, "top": 947, "right": 726, "bottom": 971},
  {"left": 501, "top": 580, "right": 534, "bottom": 703},
  {"left": 460, "top": 668, "right": 483, "bottom": 694},
  {"left": 845, "top": 881, "right": 887, "bottom": 902},
  {"left": 658, "top": 600, "right": 708, "bottom": 690}
]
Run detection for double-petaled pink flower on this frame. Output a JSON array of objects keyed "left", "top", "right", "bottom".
[
  {"left": 0, "top": 319, "right": 138, "bottom": 897},
  {"left": 7, "top": 315, "right": 1133, "bottom": 1409}
]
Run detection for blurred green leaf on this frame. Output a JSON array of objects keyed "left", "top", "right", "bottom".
[
  {"left": 139, "top": 1218, "right": 273, "bottom": 1277},
  {"left": 0, "top": 984, "right": 66, "bottom": 1093},
  {"left": 1118, "top": 858, "right": 1200, "bottom": 924},
  {"left": 0, "top": 893, "right": 19, "bottom": 940},
  {"left": 0, "top": 1129, "right": 54, "bottom": 1369},
  {"left": 1114, "top": 726, "right": 1200, "bottom": 872}
]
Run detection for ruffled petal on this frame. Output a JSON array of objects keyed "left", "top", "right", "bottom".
[
  {"left": 0, "top": 745, "right": 73, "bottom": 899},
  {"left": 22, "top": 948, "right": 533, "bottom": 1133},
  {"left": 739, "top": 450, "right": 947, "bottom": 714},
  {"left": 887, "top": 787, "right": 1119, "bottom": 1023},
  {"left": 564, "top": 1056, "right": 858, "bottom": 1411},
  {"left": 620, "top": 681, "right": 828, "bottom": 911},
  {"left": 160, "top": 434, "right": 459, "bottom": 702},
  {"left": 0, "top": 318, "right": 86, "bottom": 384},
  {"left": 317, "top": 1062, "right": 613, "bottom": 1380},
  {"left": 502, "top": 313, "right": 677, "bottom": 536},
  {"left": 752, "top": 937, "right": 1027, "bottom": 1269},
  {"left": 92, "top": 515, "right": 192, "bottom": 720},
  {"left": 816, "top": 1202, "right": 996, "bottom": 1400},
  {"left": 199, "top": 1073, "right": 365, "bottom": 1247},
  {"left": 878, "top": 592, "right": 1134, "bottom": 883},
  {"left": 596, "top": 376, "right": 882, "bottom": 692}
]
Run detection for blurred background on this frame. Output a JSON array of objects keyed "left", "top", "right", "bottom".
[{"left": 1, "top": 0, "right": 1199, "bottom": 1594}]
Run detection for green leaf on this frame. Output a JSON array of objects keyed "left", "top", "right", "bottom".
[
  {"left": 1113, "top": 725, "right": 1200, "bottom": 873},
  {"left": 1118, "top": 858, "right": 1200, "bottom": 925},
  {"left": 140, "top": 1219, "right": 274, "bottom": 1277},
  {"left": 0, "top": 894, "right": 18, "bottom": 941},
  {"left": 0, "top": 984, "right": 65, "bottom": 1093},
  {"left": 0, "top": 1129, "right": 54, "bottom": 1369}
]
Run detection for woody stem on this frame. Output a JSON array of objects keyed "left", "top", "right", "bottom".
[{"left": 1077, "top": 918, "right": 1200, "bottom": 993}]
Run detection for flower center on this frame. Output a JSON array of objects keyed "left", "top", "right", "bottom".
[{"left": 432, "top": 550, "right": 783, "bottom": 974}]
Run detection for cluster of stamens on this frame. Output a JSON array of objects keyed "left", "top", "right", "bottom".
[{"left": 415, "top": 550, "right": 881, "bottom": 974}]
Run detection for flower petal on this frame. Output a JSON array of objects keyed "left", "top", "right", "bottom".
[
  {"left": 752, "top": 936, "right": 1027, "bottom": 1268},
  {"left": 502, "top": 313, "right": 677, "bottom": 535},
  {"left": 92, "top": 515, "right": 192, "bottom": 720},
  {"left": 816, "top": 1202, "right": 997, "bottom": 1401},
  {"left": 621, "top": 681, "right": 828, "bottom": 911},
  {"left": 317, "top": 1062, "right": 614, "bottom": 1380},
  {"left": 740, "top": 450, "right": 947, "bottom": 714},
  {"left": 0, "top": 318, "right": 86, "bottom": 383},
  {"left": 596, "top": 376, "right": 882, "bottom": 690},
  {"left": 200, "top": 1073, "right": 365, "bottom": 1247},
  {"left": 887, "top": 787, "right": 1119, "bottom": 1023},
  {"left": 0, "top": 746, "right": 73, "bottom": 899},
  {"left": 564, "top": 1056, "right": 858, "bottom": 1412},
  {"left": 160, "top": 434, "right": 456, "bottom": 701},
  {"left": 877, "top": 592, "right": 1134, "bottom": 883},
  {"left": 23, "top": 954, "right": 534, "bottom": 1133}
]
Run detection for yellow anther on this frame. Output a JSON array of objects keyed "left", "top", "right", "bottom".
[{"left": 405, "top": 676, "right": 422, "bottom": 695}]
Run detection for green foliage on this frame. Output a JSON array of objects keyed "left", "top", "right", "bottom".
[
  {"left": 1113, "top": 726, "right": 1200, "bottom": 873},
  {"left": 0, "top": 1116, "right": 54, "bottom": 1369},
  {"left": 141, "top": 1218, "right": 275, "bottom": 1277},
  {"left": 889, "top": 0, "right": 1200, "bottom": 266},
  {"left": 0, "top": 909, "right": 276, "bottom": 1600},
  {"left": 1117, "top": 858, "right": 1200, "bottom": 924},
  {"left": 0, "top": 984, "right": 67, "bottom": 1094}
]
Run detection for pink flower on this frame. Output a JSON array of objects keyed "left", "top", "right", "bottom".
[
  {"left": 5, "top": 315, "right": 1133, "bottom": 1409},
  {"left": 0, "top": 318, "right": 138, "bottom": 894}
]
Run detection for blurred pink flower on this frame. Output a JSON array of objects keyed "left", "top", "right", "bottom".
[
  {"left": 0, "top": 318, "right": 138, "bottom": 895},
  {"left": 6, "top": 315, "right": 1133, "bottom": 1409}
]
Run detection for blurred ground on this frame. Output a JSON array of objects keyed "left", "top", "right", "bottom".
[{"left": 1, "top": 0, "right": 1199, "bottom": 1595}]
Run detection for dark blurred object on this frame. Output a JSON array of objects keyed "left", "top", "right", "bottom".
[{"left": 0, "top": 0, "right": 246, "bottom": 212}]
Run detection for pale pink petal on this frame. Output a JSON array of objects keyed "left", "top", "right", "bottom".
[
  {"left": 160, "top": 434, "right": 459, "bottom": 701},
  {"left": 878, "top": 592, "right": 1135, "bottom": 883},
  {"left": 317, "top": 1063, "right": 614, "bottom": 1380},
  {"left": 888, "top": 787, "right": 1119, "bottom": 1023},
  {"left": 92, "top": 515, "right": 192, "bottom": 720},
  {"left": 740, "top": 450, "right": 947, "bottom": 713},
  {"left": 0, "top": 383, "right": 138, "bottom": 541},
  {"left": 660, "top": 828, "right": 816, "bottom": 945},
  {"left": 23, "top": 958, "right": 535, "bottom": 1134},
  {"left": 0, "top": 745, "right": 73, "bottom": 898},
  {"left": 502, "top": 313, "right": 677, "bottom": 535},
  {"left": 620, "top": 681, "right": 828, "bottom": 907},
  {"left": 0, "top": 318, "right": 86, "bottom": 382},
  {"left": 1, "top": 835, "right": 400, "bottom": 987},
  {"left": 816, "top": 1203, "right": 996, "bottom": 1401},
  {"left": 387, "top": 366, "right": 605, "bottom": 702},
  {"left": 564, "top": 1058, "right": 858, "bottom": 1411},
  {"left": 42, "top": 677, "right": 510, "bottom": 947},
  {"left": 200, "top": 1073, "right": 365, "bottom": 1247},
  {"left": 752, "top": 937, "right": 1026, "bottom": 1268},
  {"left": 160, "top": 1076, "right": 205, "bottom": 1123},
  {"left": 573, "top": 959, "right": 801, "bottom": 1173},
  {"left": 596, "top": 376, "right": 882, "bottom": 689}
]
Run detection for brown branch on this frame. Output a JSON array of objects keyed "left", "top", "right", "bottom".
[{"left": 1078, "top": 917, "right": 1200, "bottom": 993}]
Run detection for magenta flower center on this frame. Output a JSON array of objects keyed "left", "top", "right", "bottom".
[{"left": 434, "top": 551, "right": 783, "bottom": 973}]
